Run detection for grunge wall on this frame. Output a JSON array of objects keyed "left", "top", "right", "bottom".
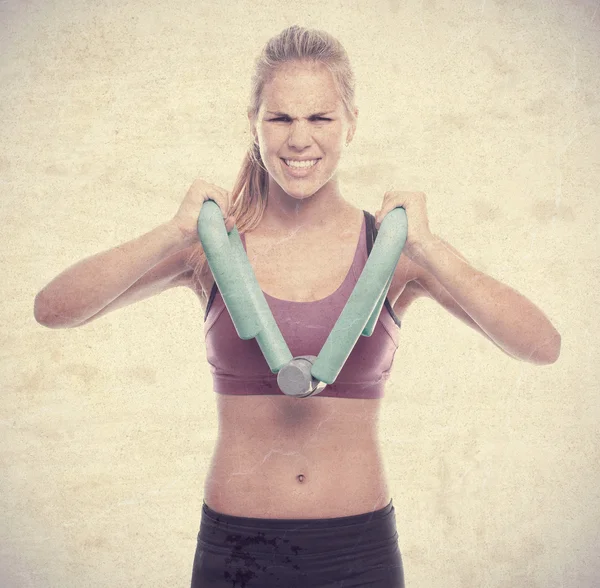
[{"left": 2, "top": 0, "right": 598, "bottom": 586}]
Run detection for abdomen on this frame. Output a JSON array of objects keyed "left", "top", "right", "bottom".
[{"left": 203, "top": 394, "right": 391, "bottom": 518}]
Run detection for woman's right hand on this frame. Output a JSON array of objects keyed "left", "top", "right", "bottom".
[{"left": 171, "top": 178, "right": 235, "bottom": 245}]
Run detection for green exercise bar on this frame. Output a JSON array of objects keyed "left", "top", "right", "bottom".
[{"left": 197, "top": 200, "right": 407, "bottom": 398}]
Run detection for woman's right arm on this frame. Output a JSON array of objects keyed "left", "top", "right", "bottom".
[
  {"left": 33, "top": 178, "right": 234, "bottom": 329},
  {"left": 34, "top": 222, "right": 193, "bottom": 329}
]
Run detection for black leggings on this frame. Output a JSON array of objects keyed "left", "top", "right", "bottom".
[{"left": 190, "top": 499, "right": 405, "bottom": 588}]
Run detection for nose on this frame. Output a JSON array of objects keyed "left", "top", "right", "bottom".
[{"left": 287, "top": 120, "right": 312, "bottom": 150}]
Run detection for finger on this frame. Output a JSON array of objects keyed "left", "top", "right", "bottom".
[
  {"left": 208, "top": 189, "right": 229, "bottom": 221},
  {"left": 375, "top": 208, "right": 388, "bottom": 222},
  {"left": 216, "top": 188, "right": 231, "bottom": 217}
]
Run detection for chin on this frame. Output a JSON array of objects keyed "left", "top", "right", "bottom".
[
  {"left": 279, "top": 175, "right": 338, "bottom": 200},
  {"left": 283, "top": 186, "right": 320, "bottom": 199},
  {"left": 271, "top": 178, "right": 321, "bottom": 200},
  {"left": 288, "top": 186, "right": 330, "bottom": 201}
]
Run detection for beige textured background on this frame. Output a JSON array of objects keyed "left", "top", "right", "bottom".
[{"left": 2, "top": 0, "right": 599, "bottom": 586}]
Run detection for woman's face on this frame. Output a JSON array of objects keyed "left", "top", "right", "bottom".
[{"left": 252, "top": 61, "right": 356, "bottom": 201}]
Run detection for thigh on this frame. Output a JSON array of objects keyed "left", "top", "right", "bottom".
[{"left": 190, "top": 545, "right": 230, "bottom": 588}]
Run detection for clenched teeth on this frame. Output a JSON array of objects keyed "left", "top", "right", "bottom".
[{"left": 284, "top": 159, "right": 319, "bottom": 168}]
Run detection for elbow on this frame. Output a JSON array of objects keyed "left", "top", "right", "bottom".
[
  {"left": 33, "top": 291, "right": 51, "bottom": 326},
  {"left": 34, "top": 291, "right": 88, "bottom": 329},
  {"left": 545, "top": 332, "right": 561, "bottom": 364},
  {"left": 531, "top": 330, "right": 561, "bottom": 365},
  {"left": 33, "top": 291, "right": 62, "bottom": 329}
]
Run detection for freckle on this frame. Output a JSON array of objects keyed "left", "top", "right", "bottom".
[{"left": 296, "top": 474, "right": 305, "bottom": 483}]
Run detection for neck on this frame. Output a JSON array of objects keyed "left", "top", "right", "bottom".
[{"left": 262, "top": 176, "right": 348, "bottom": 234}]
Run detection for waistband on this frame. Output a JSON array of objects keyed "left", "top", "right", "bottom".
[{"left": 198, "top": 500, "right": 398, "bottom": 557}]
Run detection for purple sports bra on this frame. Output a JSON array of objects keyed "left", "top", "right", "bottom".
[{"left": 203, "top": 211, "right": 402, "bottom": 399}]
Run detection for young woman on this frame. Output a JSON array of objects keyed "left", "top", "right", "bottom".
[{"left": 34, "top": 25, "right": 561, "bottom": 588}]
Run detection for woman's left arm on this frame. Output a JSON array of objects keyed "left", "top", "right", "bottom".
[{"left": 376, "top": 190, "right": 561, "bottom": 365}]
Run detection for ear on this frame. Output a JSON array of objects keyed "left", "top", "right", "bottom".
[
  {"left": 248, "top": 111, "right": 258, "bottom": 143},
  {"left": 346, "top": 107, "right": 358, "bottom": 145}
]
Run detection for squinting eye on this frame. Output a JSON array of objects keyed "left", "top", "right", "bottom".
[{"left": 268, "top": 117, "right": 332, "bottom": 122}]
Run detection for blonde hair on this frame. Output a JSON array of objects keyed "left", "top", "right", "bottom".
[{"left": 188, "top": 25, "right": 356, "bottom": 299}]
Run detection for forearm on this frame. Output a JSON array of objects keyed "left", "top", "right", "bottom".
[
  {"left": 413, "top": 236, "right": 561, "bottom": 364},
  {"left": 34, "top": 221, "right": 188, "bottom": 327}
]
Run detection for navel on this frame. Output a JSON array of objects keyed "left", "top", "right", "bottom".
[{"left": 296, "top": 474, "right": 305, "bottom": 483}]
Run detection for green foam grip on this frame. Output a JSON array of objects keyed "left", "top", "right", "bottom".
[
  {"left": 197, "top": 201, "right": 293, "bottom": 373},
  {"left": 310, "top": 207, "right": 407, "bottom": 384}
]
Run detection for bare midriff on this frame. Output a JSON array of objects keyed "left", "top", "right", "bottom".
[{"left": 203, "top": 393, "right": 391, "bottom": 519}]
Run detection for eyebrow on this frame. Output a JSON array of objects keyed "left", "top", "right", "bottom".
[{"left": 266, "top": 111, "right": 335, "bottom": 117}]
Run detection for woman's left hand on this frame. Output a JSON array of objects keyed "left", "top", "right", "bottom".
[{"left": 374, "top": 190, "right": 434, "bottom": 263}]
